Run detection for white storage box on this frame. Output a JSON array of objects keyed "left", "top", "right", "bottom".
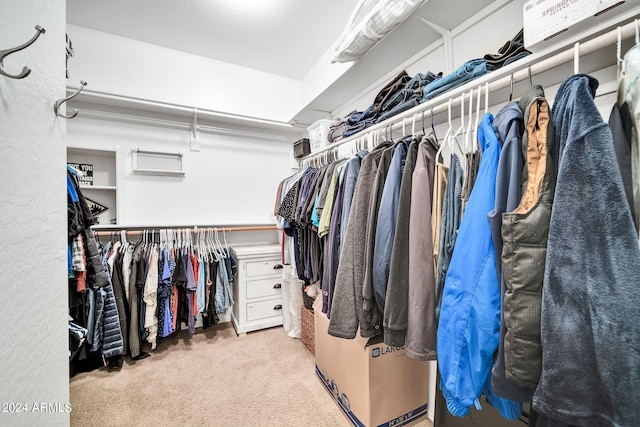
[{"left": 307, "top": 119, "right": 332, "bottom": 152}]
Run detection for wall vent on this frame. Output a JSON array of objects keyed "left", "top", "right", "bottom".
[{"left": 132, "top": 149, "right": 185, "bottom": 177}]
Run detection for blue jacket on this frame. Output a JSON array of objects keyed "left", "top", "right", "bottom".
[
  {"left": 436, "top": 114, "right": 521, "bottom": 419},
  {"left": 372, "top": 138, "right": 410, "bottom": 311}
]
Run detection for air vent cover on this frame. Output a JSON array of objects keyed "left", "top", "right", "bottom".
[{"left": 132, "top": 149, "right": 185, "bottom": 177}]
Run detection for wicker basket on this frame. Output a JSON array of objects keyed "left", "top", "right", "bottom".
[{"left": 301, "top": 305, "right": 315, "bottom": 356}]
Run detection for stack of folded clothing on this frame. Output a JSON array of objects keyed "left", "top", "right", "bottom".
[
  {"left": 483, "top": 29, "right": 530, "bottom": 71},
  {"left": 376, "top": 71, "right": 440, "bottom": 123},
  {"left": 343, "top": 105, "right": 378, "bottom": 138},
  {"left": 422, "top": 58, "right": 489, "bottom": 102},
  {"left": 421, "top": 29, "right": 531, "bottom": 103},
  {"left": 328, "top": 116, "right": 350, "bottom": 143},
  {"left": 342, "top": 70, "right": 414, "bottom": 138}
]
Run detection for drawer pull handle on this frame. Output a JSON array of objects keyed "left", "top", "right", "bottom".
[
  {"left": 273, "top": 264, "right": 283, "bottom": 270},
  {"left": 273, "top": 305, "right": 283, "bottom": 310},
  {"left": 273, "top": 283, "right": 282, "bottom": 289}
]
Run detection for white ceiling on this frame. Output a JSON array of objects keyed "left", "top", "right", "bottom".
[{"left": 66, "top": 0, "right": 360, "bottom": 80}]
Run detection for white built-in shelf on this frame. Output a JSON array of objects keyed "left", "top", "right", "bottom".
[{"left": 67, "top": 146, "right": 119, "bottom": 226}]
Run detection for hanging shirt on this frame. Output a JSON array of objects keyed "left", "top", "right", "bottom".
[
  {"left": 143, "top": 245, "right": 159, "bottom": 349},
  {"left": 197, "top": 255, "right": 206, "bottom": 314}
]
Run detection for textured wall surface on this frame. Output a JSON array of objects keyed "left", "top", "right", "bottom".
[{"left": 0, "top": 1, "right": 70, "bottom": 426}]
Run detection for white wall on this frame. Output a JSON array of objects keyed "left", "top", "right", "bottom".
[
  {"left": 67, "top": 116, "right": 293, "bottom": 226},
  {"left": 66, "top": 25, "right": 302, "bottom": 123},
  {"left": 0, "top": 1, "right": 70, "bottom": 426}
]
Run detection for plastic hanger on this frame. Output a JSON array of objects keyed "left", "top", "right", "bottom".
[
  {"left": 464, "top": 89, "right": 474, "bottom": 153},
  {"left": 222, "top": 228, "right": 229, "bottom": 254},
  {"left": 473, "top": 85, "right": 482, "bottom": 152},
  {"left": 448, "top": 93, "right": 467, "bottom": 172},
  {"left": 119, "top": 230, "right": 128, "bottom": 253},
  {"left": 412, "top": 113, "right": 418, "bottom": 138},
  {"left": 436, "top": 98, "right": 454, "bottom": 165},
  {"left": 484, "top": 82, "right": 489, "bottom": 115},
  {"left": 216, "top": 228, "right": 226, "bottom": 258}
]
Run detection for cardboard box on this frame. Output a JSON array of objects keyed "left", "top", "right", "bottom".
[{"left": 314, "top": 298, "right": 430, "bottom": 427}]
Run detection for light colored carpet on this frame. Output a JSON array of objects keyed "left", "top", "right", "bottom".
[{"left": 70, "top": 323, "right": 433, "bottom": 427}]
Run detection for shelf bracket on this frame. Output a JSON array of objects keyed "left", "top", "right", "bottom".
[{"left": 416, "top": 17, "right": 454, "bottom": 74}]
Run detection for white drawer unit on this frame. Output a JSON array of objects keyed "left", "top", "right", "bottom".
[
  {"left": 246, "top": 298, "right": 283, "bottom": 321},
  {"left": 246, "top": 259, "right": 284, "bottom": 277},
  {"left": 230, "top": 244, "right": 284, "bottom": 335},
  {"left": 246, "top": 277, "right": 283, "bottom": 299}
]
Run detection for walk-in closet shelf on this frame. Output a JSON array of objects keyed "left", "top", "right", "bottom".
[{"left": 67, "top": 146, "right": 119, "bottom": 226}]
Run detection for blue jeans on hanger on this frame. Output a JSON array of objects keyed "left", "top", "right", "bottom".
[{"left": 422, "top": 59, "right": 489, "bottom": 102}]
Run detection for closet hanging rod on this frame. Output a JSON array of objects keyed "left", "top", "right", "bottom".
[
  {"left": 75, "top": 109, "right": 289, "bottom": 142},
  {"left": 92, "top": 225, "right": 278, "bottom": 237},
  {"left": 301, "top": 17, "right": 639, "bottom": 161},
  {"left": 63, "top": 87, "right": 296, "bottom": 130}
]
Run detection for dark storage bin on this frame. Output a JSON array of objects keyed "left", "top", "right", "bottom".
[{"left": 293, "top": 138, "right": 310, "bottom": 158}]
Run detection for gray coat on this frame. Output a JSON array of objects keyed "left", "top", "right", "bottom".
[
  {"left": 532, "top": 74, "right": 640, "bottom": 426},
  {"left": 404, "top": 136, "right": 439, "bottom": 358},
  {"left": 328, "top": 141, "right": 392, "bottom": 339}
]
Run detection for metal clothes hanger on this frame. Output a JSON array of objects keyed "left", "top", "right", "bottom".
[
  {"left": 574, "top": 42, "right": 580, "bottom": 74},
  {"left": 0, "top": 25, "right": 45, "bottom": 79},
  {"left": 509, "top": 73, "right": 514, "bottom": 102},
  {"left": 429, "top": 107, "right": 437, "bottom": 141}
]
